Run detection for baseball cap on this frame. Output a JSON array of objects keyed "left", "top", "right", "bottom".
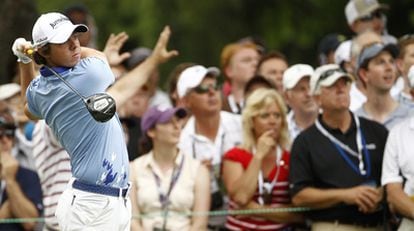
[
  {"left": 334, "top": 40, "right": 352, "bottom": 65},
  {"left": 176, "top": 65, "right": 220, "bottom": 98},
  {"left": 310, "top": 64, "right": 353, "bottom": 95},
  {"left": 357, "top": 43, "right": 398, "bottom": 71},
  {"left": 125, "top": 47, "right": 152, "bottom": 70},
  {"left": 318, "top": 34, "right": 346, "bottom": 56},
  {"left": 32, "top": 12, "right": 88, "bottom": 48},
  {"left": 0, "top": 83, "right": 20, "bottom": 100},
  {"left": 141, "top": 105, "right": 187, "bottom": 134},
  {"left": 283, "top": 64, "right": 314, "bottom": 90},
  {"left": 345, "top": 0, "right": 388, "bottom": 25}
]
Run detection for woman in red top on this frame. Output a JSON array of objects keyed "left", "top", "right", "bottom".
[{"left": 222, "top": 89, "right": 303, "bottom": 230}]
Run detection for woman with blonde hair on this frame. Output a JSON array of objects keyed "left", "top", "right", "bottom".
[{"left": 222, "top": 88, "right": 303, "bottom": 230}]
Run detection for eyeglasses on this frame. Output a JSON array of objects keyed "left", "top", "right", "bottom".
[
  {"left": 192, "top": 83, "right": 220, "bottom": 94},
  {"left": 359, "top": 11, "right": 383, "bottom": 22}
]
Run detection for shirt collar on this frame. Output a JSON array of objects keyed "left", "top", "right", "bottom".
[
  {"left": 185, "top": 115, "right": 224, "bottom": 144},
  {"left": 40, "top": 66, "right": 71, "bottom": 77},
  {"left": 144, "top": 149, "right": 184, "bottom": 169},
  {"left": 318, "top": 112, "right": 356, "bottom": 135}
]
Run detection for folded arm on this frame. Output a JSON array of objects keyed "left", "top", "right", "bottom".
[{"left": 292, "top": 186, "right": 383, "bottom": 213}]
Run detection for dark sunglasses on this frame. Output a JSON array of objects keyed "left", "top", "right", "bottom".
[
  {"left": 359, "top": 11, "right": 383, "bottom": 22},
  {"left": 0, "top": 129, "right": 14, "bottom": 138},
  {"left": 192, "top": 84, "right": 220, "bottom": 94}
]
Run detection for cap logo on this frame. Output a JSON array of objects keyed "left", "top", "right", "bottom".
[
  {"left": 49, "top": 17, "right": 70, "bottom": 29},
  {"left": 36, "top": 37, "right": 48, "bottom": 44}
]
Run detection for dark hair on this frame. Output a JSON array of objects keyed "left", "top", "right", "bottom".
[
  {"left": 63, "top": 3, "right": 90, "bottom": 25},
  {"left": 166, "top": 62, "right": 196, "bottom": 106},
  {"left": 33, "top": 44, "right": 51, "bottom": 65},
  {"left": 257, "top": 51, "right": 288, "bottom": 71},
  {"left": 244, "top": 74, "right": 275, "bottom": 97},
  {"left": 138, "top": 134, "right": 153, "bottom": 155}
]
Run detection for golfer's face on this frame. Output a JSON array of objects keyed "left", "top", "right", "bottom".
[{"left": 48, "top": 33, "right": 82, "bottom": 67}]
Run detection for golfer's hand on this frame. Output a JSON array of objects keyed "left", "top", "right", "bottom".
[{"left": 12, "top": 38, "right": 33, "bottom": 64}]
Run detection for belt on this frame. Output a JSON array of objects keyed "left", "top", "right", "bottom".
[{"left": 72, "top": 180, "right": 129, "bottom": 198}]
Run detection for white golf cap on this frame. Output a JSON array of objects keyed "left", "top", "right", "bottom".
[
  {"left": 283, "top": 64, "right": 314, "bottom": 90},
  {"left": 334, "top": 40, "right": 352, "bottom": 65},
  {"left": 32, "top": 12, "right": 88, "bottom": 48},
  {"left": 0, "top": 83, "right": 20, "bottom": 100},
  {"left": 310, "top": 64, "right": 353, "bottom": 95},
  {"left": 176, "top": 65, "right": 220, "bottom": 98},
  {"left": 345, "top": 0, "right": 388, "bottom": 25}
]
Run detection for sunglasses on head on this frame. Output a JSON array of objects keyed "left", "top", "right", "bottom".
[
  {"left": 192, "top": 83, "right": 220, "bottom": 94},
  {"left": 399, "top": 34, "right": 414, "bottom": 44},
  {"left": 359, "top": 11, "right": 383, "bottom": 22},
  {"left": 319, "top": 68, "right": 346, "bottom": 82}
]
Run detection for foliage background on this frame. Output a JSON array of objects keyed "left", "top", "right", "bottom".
[{"left": 2, "top": 0, "right": 414, "bottom": 86}]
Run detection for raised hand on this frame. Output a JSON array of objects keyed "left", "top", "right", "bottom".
[
  {"left": 103, "top": 32, "right": 131, "bottom": 66},
  {"left": 12, "top": 38, "right": 33, "bottom": 64},
  {"left": 150, "top": 26, "right": 179, "bottom": 64},
  {"left": 255, "top": 130, "right": 276, "bottom": 160},
  {"left": 0, "top": 152, "right": 19, "bottom": 181}
]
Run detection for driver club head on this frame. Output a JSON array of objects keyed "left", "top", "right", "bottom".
[{"left": 84, "top": 93, "right": 116, "bottom": 123}]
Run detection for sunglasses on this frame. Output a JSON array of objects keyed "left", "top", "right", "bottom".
[
  {"left": 192, "top": 84, "right": 220, "bottom": 94},
  {"left": 319, "top": 68, "right": 346, "bottom": 82},
  {"left": 0, "top": 129, "right": 14, "bottom": 138},
  {"left": 359, "top": 11, "right": 383, "bottom": 22}
]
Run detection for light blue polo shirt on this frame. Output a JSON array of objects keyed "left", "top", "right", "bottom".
[{"left": 26, "top": 57, "right": 129, "bottom": 188}]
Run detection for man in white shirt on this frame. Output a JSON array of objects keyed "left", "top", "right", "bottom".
[
  {"left": 282, "top": 64, "right": 318, "bottom": 141},
  {"left": 382, "top": 71, "right": 414, "bottom": 230},
  {"left": 177, "top": 65, "right": 242, "bottom": 229}
]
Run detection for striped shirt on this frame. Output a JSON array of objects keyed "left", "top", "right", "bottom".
[
  {"left": 223, "top": 148, "right": 292, "bottom": 231},
  {"left": 32, "top": 120, "right": 72, "bottom": 230}
]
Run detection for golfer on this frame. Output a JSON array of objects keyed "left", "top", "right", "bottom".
[{"left": 12, "top": 12, "right": 177, "bottom": 230}]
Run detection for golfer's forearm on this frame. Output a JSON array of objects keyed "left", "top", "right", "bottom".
[{"left": 18, "top": 62, "right": 35, "bottom": 105}]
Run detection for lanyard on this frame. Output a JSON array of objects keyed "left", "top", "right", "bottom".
[
  {"left": 0, "top": 180, "right": 5, "bottom": 204},
  {"left": 257, "top": 146, "right": 283, "bottom": 205},
  {"left": 315, "top": 114, "right": 371, "bottom": 177},
  {"left": 151, "top": 155, "right": 185, "bottom": 210}
]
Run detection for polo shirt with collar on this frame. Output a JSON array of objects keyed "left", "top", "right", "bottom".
[{"left": 289, "top": 113, "right": 388, "bottom": 225}]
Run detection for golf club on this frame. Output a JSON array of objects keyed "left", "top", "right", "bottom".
[{"left": 44, "top": 66, "right": 116, "bottom": 123}]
